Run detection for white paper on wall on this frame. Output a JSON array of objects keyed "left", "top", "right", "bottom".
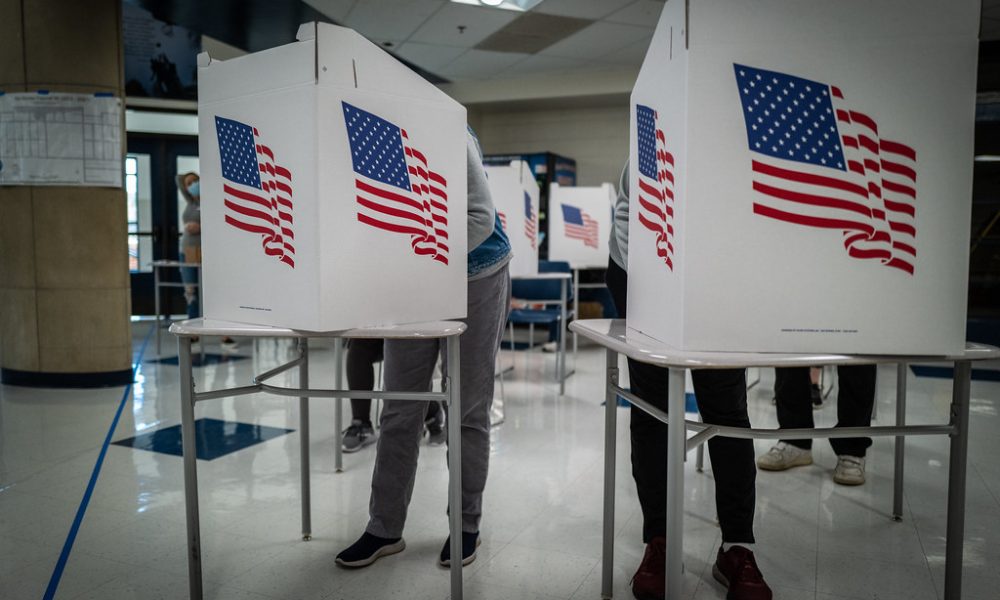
[
  {"left": 485, "top": 160, "right": 539, "bottom": 277},
  {"left": 0, "top": 92, "right": 122, "bottom": 187},
  {"left": 627, "top": 0, "right": 979, "bottom": 355},
  {"left": 547, "top": 182, "right": 614, "bottom": 269},
  {"left": 197, "top": 22, "right": 468, "bottom": 331}
]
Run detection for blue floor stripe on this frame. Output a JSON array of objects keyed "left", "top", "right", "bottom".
[{"left": 44, "top": 324, "right": 154, "bottom": 600}]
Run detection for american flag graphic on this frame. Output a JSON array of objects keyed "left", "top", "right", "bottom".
[
  {"left": 498, "top": 210, "right": 508, "bottom": 231},
  {"left": 524, "top": 191, "right": 537, "bottom": 250},
  {"left": 734, "top": 64, "right": 917, "bottom": 275},
  {"left": 215, "top": 116, "right": 295, "bottom": 268},
  {"left": 561, "top": 203, "right": 598, "bottom": 249},
  {"left": 342, "top": 102, "right": 449, "bottom": 265},
  {"left": 636, "top": 104, "right": 675, "bottom": 270}
]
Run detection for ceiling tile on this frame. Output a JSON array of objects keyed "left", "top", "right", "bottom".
[
  {"left": 342, "top": 0, "right": 446, "bottom": 42},
  {"left": 539, "top": 21, "right": 651, "bottom": 60},
  {"left": 597, "top": 34, "right": 653, "bottom": 66},
  {"left": 533, "top": 0, "right": 636, "bottom": 20},
  {"left": 436, "top": 48, "right": 530, "bottom": 81},
  {"left": 495, "top": 53, "right": 592, "bottom": 76},
  {"left": 603, "top": 1, "right": 665, "bottom": 27},
  {"left": 408, "top": 3, "right": 520, "bottom": 47},
  {"left": 394, "top": 42, "right": 469, "bottom": 71},
  {"left": 301, "top": 0, "right": 357, "bottom": 23}
]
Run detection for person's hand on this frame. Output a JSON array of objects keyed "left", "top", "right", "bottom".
[{"left": 185, "top": 222, "right": 201, "bottom": 234}]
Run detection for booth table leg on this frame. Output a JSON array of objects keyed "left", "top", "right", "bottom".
[
  {"left": 601, "top": 349, "right": 618, "bottom": 599},
  {"left": 446, "top": 335, "right": 463, "bottom": 600},
  {"left": 944, "top": 360, "right": 972, "bottom": 600},
  {"left": 665, "top": 368, "right": 687, "bottom": 600},
  {"left": 559, "top": 278, "right": 567, "bottom": 395},
  {"left": 179, "top": 337, "right": 203, "bottom": 600},
  {"left": 893, "top": 362, "right": 907, "bottom": 521},
  {"left": 299, "top": 339, "right": 312, "bottom": 540},
  {"left": 154, "top": 266, "right": 161, "bottom": 355},
  {"left": 334, "top": 340, "right": 344, "bottom": 473}
]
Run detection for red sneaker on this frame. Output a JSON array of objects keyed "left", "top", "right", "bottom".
[
  {"left": 631, "top": 536, "right": 665, "bottom": 600},
  {"left": 712, "top": 545, "right": 773, "bottom": 600}
]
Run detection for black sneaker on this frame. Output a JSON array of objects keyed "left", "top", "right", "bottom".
[
  {"left": 810, "top": 383, "right": 823, "bottom": 408},
  {"left": 425, "top": 412, "right": 446, "bottom": 446},
  {"left": 342, "top": 419, "right": 377, "bottom": 453},
  {"left": 439, "top": 531, "right": 481, "bottom": 567},
  {"left": 335, "top": 532, "right": 405, "bottom": 568}
]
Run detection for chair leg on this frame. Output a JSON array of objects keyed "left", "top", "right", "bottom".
[{"left": 528, "top": 323, "right": 535, "bottom": 351}]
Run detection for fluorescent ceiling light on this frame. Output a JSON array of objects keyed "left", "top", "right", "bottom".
[
  {"left": 450, "top": 0, "right": 545, "bottom": 12},
  {"left": 974, "top": 155, "right": 1000, "bottom": 162}
]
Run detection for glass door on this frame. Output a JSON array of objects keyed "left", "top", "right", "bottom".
[{"left": 126, "top": 134, "right": 198, "bottom": 315}]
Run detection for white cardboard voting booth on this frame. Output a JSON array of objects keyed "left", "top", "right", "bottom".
[
  {"left": 485, "top": 160, "right": 539, "bottom": 277},
  {"left": 627, "top": 0, "right": 979, "bottom": 355},
  {"left": 548, "top": 182, "right": 614, "bottom": 269},
  {"left": 196, "top": 23, "right": 467, "bottom": 331}
]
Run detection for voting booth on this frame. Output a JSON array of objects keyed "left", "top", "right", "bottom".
[
  {"left": 485, "top": 160, "right": 539, "bottom": 277},
  {"left": 196, "top": 23, "right": 468, "bottom": 331},
  {"left": 627, "top": 0, "right": 979, "bottom": 355},
  {"left": 547, "top": 182, "right": 614, "bottom": 269}
]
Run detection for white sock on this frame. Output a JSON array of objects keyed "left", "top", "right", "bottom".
[{"left": 722, "top": 542, "right": 755, "bottom": 552}]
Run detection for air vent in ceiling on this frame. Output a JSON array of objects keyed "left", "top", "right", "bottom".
[{"left": 474, "top": 13, "right": 593, "bottom": 54}]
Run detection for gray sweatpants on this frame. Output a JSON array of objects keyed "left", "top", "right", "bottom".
[{"left": 366, "top": 265, "right": 511, "bottom": 538}]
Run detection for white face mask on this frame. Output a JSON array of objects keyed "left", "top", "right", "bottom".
[{"left": 187, "top": 181, "right": 200, "bottom": 197}]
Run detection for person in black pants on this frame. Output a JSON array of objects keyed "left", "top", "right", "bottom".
[
  {"left": 606, "top": 260, "right": 770, "bottom": 600},
  {"left": 604, "top": 161, "right": 770, "bottom": 600},
  {"left": 757, "top": 366, "right": 876, "bottom": 485},
  {"left": 342, "top": 339, "right": 445, "bottom": 453}
]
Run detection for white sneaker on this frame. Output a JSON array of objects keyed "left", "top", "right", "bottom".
[
  {"left": 541, "top": 341, "right": 558, "bottom": 353},
  {"left": 834, "top": 455, "right": 866, "bottom": 485},
  {"left": 756, "top": 442, "right": 813, "bottom": 471}
]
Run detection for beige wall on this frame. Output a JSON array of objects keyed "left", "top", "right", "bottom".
[{"left": 471, "top": 101, "right": 629, "bottom": 189}]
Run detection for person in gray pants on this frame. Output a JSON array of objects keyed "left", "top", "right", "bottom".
[{"left": 336, "top": 128, "right": 512, "bottom": 569}]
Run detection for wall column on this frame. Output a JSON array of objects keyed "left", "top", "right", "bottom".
[{"left": 0, "top": 0, "right": 132, "bottom": 387}]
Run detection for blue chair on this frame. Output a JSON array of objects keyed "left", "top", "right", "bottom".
[{"left": 507, "top": 260, "right": 575, "bottom": 353}]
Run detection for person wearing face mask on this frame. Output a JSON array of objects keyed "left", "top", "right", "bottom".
[
  {"left": 176, "top": 171, "right": 236, "bottom": 349},
  {"left": 176, "top": 172, "right": 202, "bottom": 320}
]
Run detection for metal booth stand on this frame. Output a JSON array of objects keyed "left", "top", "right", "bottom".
[
  {"left": 170, "top": 318, "right": 467, "bottom": 600},
  {"left": 570, "top": 319, "right": 1000, "bottom": 600}
]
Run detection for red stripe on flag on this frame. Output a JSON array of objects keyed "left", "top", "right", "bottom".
[
  {"left": 751, "top": 160, "right": 868, "bottom": 199},
  {"left": 751, "top": 181, "right": 873, "bottom": 218},
  {"left": 753, "top": 202, "right": 875, "bottom": 234}
]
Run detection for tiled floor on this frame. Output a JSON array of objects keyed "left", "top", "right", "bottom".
[{"left": 2, "top": 322, "right": 999, "bottom": 599}]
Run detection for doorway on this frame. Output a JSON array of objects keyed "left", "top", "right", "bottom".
[{"left": 126, "top": 134, "right": 198, "bottom": 316}]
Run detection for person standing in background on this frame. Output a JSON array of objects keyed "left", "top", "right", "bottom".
[{"left": 177, "top": 171, "right": 236, "bottom": 350}]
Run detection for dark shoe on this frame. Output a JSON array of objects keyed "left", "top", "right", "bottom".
[
  {"left": 335, "top": 532, "right": 405, "bottom": 568},
  {"left": 810, "top": 383, "right": 823, "bottom": 408},
  {"left": 712, "top": 546, "right": 772, "bottom": 600},
  {"left": 438, "top": 531, "right": 481, "bottom": 567},
  {"left": 342, "top": 419, "right": 378, "bottom": 453},
  {"left": 631, "top": 536, "right": 666, "bottom": 600},
  {"left": 425, "top": 412, "right": 446, "bottom": 446}
]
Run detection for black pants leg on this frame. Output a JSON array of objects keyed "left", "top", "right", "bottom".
[
  {"left": 829, "top": 365, "right": 876, "bottom": 457},
  {"left": 774, "top": 367, "right": 815, "bottom": 450},
  {"left": 774, "top": 365, "right": 876, "bottom": 456},
  {"left": 346, "top": 338, "right": 385, "bottom": 424},
  {"left": 606, "top": 259, "right": 756, "bottom": 544}
]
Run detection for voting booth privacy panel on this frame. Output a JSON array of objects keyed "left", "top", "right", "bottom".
[
  {"left": 627, "top": 0, "right": 979, "bottom": 355},
  {"left": 485, "top": 160, "right": 539, "bottom": 277},
  {"left": 547, "top": 182, "right": 614, "bottom": 269},
  {"left": 196, "top": 23, "right": 468, "bottom": 331}
]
